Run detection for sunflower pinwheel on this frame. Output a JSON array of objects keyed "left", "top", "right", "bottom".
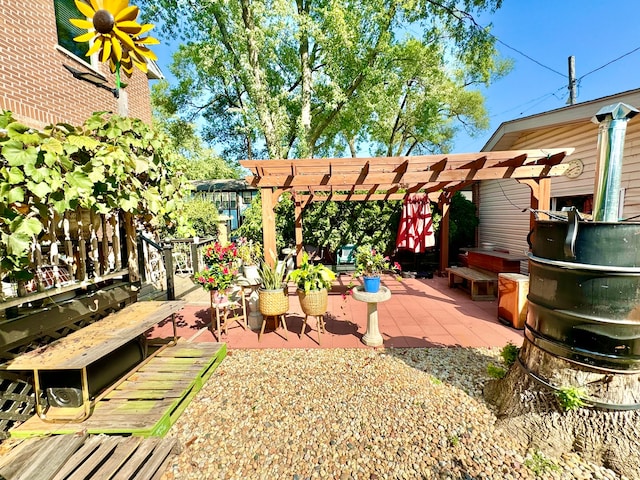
[{"left": 70, "top": 0, "right": 159, "bottom": 87}]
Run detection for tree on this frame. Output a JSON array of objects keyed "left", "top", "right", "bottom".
[
  {"left": 152, "top": 80, "right": 243, "bottom": 180},
  {"left": 139, "top": 0, "right": 509, "bottom": 160}
]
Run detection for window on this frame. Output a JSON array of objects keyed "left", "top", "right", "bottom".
[{"left": 54, "top": 0, "right": 90, "bottom": 63}]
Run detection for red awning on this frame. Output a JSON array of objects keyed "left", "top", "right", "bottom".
[{"left": 395, "top": 194, "right": 435, "bottom": 253}]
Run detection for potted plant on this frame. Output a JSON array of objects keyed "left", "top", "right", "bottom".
[
  {"left": 354, "top": 245, "right": 401, "bottom": 293},
  {"left": 288, "top": 252, "right": 336, "bottom": 316},
  {"left": 203, "top": 241, "right": 239, "bottom": 268},
  {"left": 257, "top": 253, "right": 289, "bottom": 317},
  {"left": 193, "top": 263, "right": 238, "bottom": 304},
  {"left": 236, "top": 238, "right": 262, "bottom": 282}
]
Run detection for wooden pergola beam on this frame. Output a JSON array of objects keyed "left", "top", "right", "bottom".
[
  {"left": 241, "top": 148, "right": 574, "bottom": 272},
  {"left": 245, "top": 162, "right": 569, "bottom": 188}
]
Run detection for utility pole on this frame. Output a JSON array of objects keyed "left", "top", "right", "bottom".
[{"left": 568, "top": 55, "right": 577, "bottom": 105}]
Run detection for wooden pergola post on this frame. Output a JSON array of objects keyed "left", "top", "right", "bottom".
[
  {"left": 261, "top": 187, "right": 278, "bottom": 266},
  {"left": 294, "top": 197, "right": 304, "bottom": 267},
  {"left": 519, "top": 178, "right": 551, "bottom": 231},
  {"left": 438, "top": 193, "right": 451, "bottom": 274}
]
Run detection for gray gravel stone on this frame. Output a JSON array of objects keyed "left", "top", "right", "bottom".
[{"left": 160, "top": 348, "right": 626, "bottom": 480}]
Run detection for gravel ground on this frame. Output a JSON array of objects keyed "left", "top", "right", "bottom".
[{"left": 161, "top": 348, "right": 630, "bottom": 480}]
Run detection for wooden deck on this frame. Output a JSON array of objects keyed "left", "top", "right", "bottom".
[
  {"left": 10, "top": 341, "right": 226, "bottom": 438},
  {"left": 0, "top": 433, "right": 176, "bottom": 480}
]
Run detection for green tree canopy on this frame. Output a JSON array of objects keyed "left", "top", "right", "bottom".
[
  {"left": 140, "top": 0, "right": 510, "bottom": 160},
  {"left": 152, "top": 80, "right": 243, "bottom": 180}
]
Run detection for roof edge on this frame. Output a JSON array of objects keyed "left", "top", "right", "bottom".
[{"left": 483, "top": 87, "right": 640, "bottom": 151}]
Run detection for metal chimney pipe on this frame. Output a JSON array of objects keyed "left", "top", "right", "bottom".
[{"left": 591, "top": 102, "right": 639, "bottom": 222}]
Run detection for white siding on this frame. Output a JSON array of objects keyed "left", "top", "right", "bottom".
[
  {"left": 478, "top": 106, "right": 640, "bottom": 273},
  {"left": 478, "top": 179, "right": 531, "bottom": 273}
]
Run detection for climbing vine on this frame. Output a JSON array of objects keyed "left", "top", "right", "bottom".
[{"left": 0, "top": 110, "right": 191, "bottom": 280}]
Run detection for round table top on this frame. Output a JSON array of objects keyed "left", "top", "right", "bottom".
[{"left": 351, "top": 285, "right": 391, "bottom": 303}]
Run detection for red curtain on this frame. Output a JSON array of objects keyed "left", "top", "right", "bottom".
[{"left": 395, "top": 194, "right": 435, "bottom": 253}]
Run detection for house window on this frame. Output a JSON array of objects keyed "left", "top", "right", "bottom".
[
  {"left": 54, "top": 0, "right": 90, "bottom": 63},
  {"left": 553, "top": 194, "right": 593, "bottom": 214}
]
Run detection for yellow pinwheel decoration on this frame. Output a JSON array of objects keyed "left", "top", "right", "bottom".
[{"left": 70, "top": 0, "right": 159, "bottom": 90}]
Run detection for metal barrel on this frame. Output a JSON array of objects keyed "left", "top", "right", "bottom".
[{"left": 527, "top": 215, "right": 640, "bottom": 372}]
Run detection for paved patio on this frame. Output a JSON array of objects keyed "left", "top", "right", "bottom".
[{"left": 154, "top": 273, "right": 524, "bottom": 349}]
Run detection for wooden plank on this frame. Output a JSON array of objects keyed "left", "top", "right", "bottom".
[
  {"left": 0, "top": 284, "right": 135, "bottom": 356},
  {"left": 110, "top": 438, "right": 161, "bottom": 480},
  {"left": 5, "top": 301, "right": 185, "bottom": 370},
  {"left": 2, "top": 433, "right": 89, "bottom": 480},
  {"left": 81, "top": 436, "right": 143, "bottom": 480},
  {"left": 62, "top": 436, "right": 122, "bottom": 480},
  {"left": 131, "top": 438, "right": 176, "bottom": 480}
]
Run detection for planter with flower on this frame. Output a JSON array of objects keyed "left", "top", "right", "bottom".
[
  {"left": 257, "top": 255, "right": 289, "bottom": 317},
  {"left": 353, "top": 245, "right": 401, "bottom": 293},
  {"left": 193, "top": 262, "right": 238, "bottom": 304},
  {"left": 203, "top": 241, "right": 239, "bottom": 269}
]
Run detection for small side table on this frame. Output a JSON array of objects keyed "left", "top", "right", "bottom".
[
  {"left": 352, "top": 286, "right": 391, "bottom": 347},
  {"left": 210, "top": 286, "right": 248, "bottom": 340}
]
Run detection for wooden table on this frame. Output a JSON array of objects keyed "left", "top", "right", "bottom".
[
  {"left": 464, "top": 248, "right": 527, "bottom": 273},
  {"left": 4, "top": 300, "right": 184, "bottom": 422}
]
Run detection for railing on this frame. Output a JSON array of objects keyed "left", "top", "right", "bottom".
[
  {"left": 137, "top": 236, "right": 218, "bottom": 301},
  {"left": 1, "top": 209, "right": 136, "bottom": 311}
]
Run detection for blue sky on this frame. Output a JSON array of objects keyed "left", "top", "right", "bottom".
[
  {"left": 454, "top": 0, "right": 640, "bottom": 152},
  {"left": 152, "top": 1, "right": 640, "bottom": 155}
]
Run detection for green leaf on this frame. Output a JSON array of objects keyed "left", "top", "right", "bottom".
[
  {"left": 27, "top": 181, "right": 52, "bottom": 199},
  {"left": 67, "top": 170, "right": 94, "bottom": 190},
  {"left": 67, "top": 135, "right": 100, "bottom": 151},
  {"left": 134, "top": 158, "right": 150, "bottom": 174},
  {"left": 2, "top": 140, "right": 38, "bottom": 167},
  {"left": 41, "top": 137, "right": 64, "bottom": 154},
  {"left": 7, "top": 186, "right": 24, "bottom": 203},
  {"left": 6, "top": 122, "right": 30, "bottom": 136},
  {"left": 7, "top": 232, "right": 31, "bottom": 256},
  {"left": 7, "top": 167, "right": 24, "bottom": 184}
]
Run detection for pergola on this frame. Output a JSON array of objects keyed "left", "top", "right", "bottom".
[{"left": 239, "top": 148, "right": 574, "bottom": 272}]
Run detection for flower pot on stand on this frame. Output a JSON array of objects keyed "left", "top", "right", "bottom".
[
  {"left": 210, "top": 289, "right": 229, "bottom": 305},
  {"left": 258, "top": 287, "right": 289, "bottom": 341},
  {"left": 242, "top": 264, "right": 260, "bottom": 282},
  {"left": 297, "top": 288, "right": 328, "bottom": 316},
  {"left": 363, "top": 276, "right": 381, "bottom": 293}
]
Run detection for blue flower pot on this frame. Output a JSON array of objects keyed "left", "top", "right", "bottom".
[{"left": 363, "top": 276, "right": 381, "bottom": 293}]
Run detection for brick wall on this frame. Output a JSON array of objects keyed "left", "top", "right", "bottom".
[{"left": 0, "top": 0, "right": 154, "bottom": 130}]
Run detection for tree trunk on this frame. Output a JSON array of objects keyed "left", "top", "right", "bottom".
[{"left": 485, "top": 338, "right": 640, "bottom": 476}]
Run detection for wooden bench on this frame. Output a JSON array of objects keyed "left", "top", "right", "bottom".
[
  {"left": 3, "top": 300, "right": 185, "bottom": 422},
  {"left": 446, "top": 267, "right": 498, "bottom": 301}
]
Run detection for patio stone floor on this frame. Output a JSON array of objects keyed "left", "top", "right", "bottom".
[{"left": 153, "top": 273, "right": 524, "bottom": 349}]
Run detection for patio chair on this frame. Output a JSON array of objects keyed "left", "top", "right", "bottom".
[{"left": 334, "top": 244, "right": 356, "bottom": 274}]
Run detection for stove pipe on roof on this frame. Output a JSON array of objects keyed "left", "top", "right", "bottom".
[{"left": 591, "top": 102, "right": 639, "bottom": 222}]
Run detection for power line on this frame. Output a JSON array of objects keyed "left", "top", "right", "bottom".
[
  {"left": 492, "top": 37, "right": 566, "bottom": 78},
  {"left": 578, "top": 45, "right": 640, "bottom": 80}
]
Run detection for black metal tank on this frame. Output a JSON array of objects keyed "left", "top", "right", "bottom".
[{"left": 526, "top": 209, "right": 640, "bottom": 372}]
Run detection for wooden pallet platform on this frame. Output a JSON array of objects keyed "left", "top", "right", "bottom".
[
  {"left": 10, "top": 341, "right": 226, "bottom": 439},
  {"left": 0, "top": 433, "right": 176, "bottom": 480}
]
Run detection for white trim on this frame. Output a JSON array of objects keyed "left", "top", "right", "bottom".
[
  {"left": 55, "top": 44, "right": 101, "bottom": 74},
  {"left": 484, "top": 89, "right": 640, "bottom": 151}
]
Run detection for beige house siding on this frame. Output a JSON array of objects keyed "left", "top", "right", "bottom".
[{"left": 478, "top": 91, "right": 640, "bottom": 269}]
